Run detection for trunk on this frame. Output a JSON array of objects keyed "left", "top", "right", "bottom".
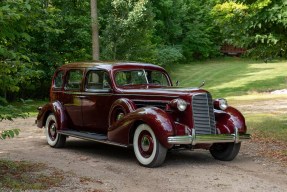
[{"left": 90, "top": 0, "right": 99, "bottom": 60}]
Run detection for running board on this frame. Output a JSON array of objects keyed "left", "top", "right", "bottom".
[{"left": 58, "top": 130, "right": 128, "bottom": 148}]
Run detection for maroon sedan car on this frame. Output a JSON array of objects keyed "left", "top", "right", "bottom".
[{"left": 36, "top": 62, "right": 250, "bottom": 167}]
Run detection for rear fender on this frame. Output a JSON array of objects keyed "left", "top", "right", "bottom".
[
  {"left": 36, "top": 101, "right": 69, "bottom": 130},
  {"left": 108, "top": 107, "right": 175, "bottom": 149},
  {"left": 215, "top": 106, "right": 247, "bottom": 134}
]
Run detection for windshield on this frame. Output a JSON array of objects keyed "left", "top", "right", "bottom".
[{"left": 115, "top": 70, "right": 170, "bottom": 86}]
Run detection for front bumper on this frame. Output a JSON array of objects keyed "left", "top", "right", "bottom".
[{"left": 168, "top": 128, "right": 251, "bottom": 145}]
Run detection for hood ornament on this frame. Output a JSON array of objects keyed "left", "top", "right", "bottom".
[{"left": 198, "top": 81, "right": 205, "bottom": 88}]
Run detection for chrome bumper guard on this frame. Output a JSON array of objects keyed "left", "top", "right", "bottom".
[{"left": 168, "top": 128, "right": 251, "bottom": 145}]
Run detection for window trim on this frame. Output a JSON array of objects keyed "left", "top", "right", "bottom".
[
  {"left": 114, "top": 69, "right": 171, "bottom": 87},
  {"left": 52, "top": 70, "right": 65, "bottom": 90},
  {"left": 64, "top": 69, "right": 84, "bottom": 91},
  {"left": 84, "top": 69, "right": 112, "bottom": 92}
]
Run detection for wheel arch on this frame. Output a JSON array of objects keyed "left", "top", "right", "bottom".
[
  {"left": 108, "top": 107, "right": 175, "bottom": 149},
  {"left": 215, "top": 106, "right": 247, "bottom": 134},
  {"left": 36, "top": 101, "right": 69, "bottom": 130}
]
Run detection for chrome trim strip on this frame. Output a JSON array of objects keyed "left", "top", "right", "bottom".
[
  {"left": 132, "top": 99, "right": 169, "bottom": 104},
  {"left": 115, "top": 94, "right": 178, "bottom": 98},
  {"left": 63, "top": 91, "right": 113, "bottom": 96},
  {"left": 63, "top": 91, "right": 178, "bottom": 98},
  {"left": 168, "top": 128, "right": 251, "bottom": 145}
]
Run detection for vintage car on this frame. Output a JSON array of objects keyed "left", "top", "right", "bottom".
[{"left": 36, "top": 61, "right": 250, "bottom": 167}]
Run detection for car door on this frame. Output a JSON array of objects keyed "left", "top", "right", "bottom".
[
  {"left": 81, "top": 69, "right": 114, "bottom": 133},
  {"left": 63, "top": 68, "right": 84, "bottom": 129}
]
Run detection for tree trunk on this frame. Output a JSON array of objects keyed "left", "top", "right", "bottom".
[{"left": 90, "top": 0, "right": 100, "bottom": 60}]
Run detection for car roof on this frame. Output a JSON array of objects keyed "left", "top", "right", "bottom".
[{"left": 58, "top": 61, "right": 166, "bottom": 72}]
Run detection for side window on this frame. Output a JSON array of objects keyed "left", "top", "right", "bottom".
[
  {"left": 85, "top": 70, "right": 111, "bottom": 90},
  {"left": 65, "top": 69, "right": 83, "bottom": 90},
  {"left": 53, "top": 70, "right": 64, "bottom": 89}
]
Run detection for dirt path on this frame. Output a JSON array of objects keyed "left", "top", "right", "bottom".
[{"left": 1, "top": 116, "right": 286, "bottom": 192}]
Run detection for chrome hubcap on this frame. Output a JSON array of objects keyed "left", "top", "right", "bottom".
[
  {"left": 141, "top": 136, "right": 150, "bottom": 152},
  {"left": 50, "top": 124, "right": 56, "bottom": 136},
  {"left": 48, "top": 122, "right": 57, "bottom": 141}
]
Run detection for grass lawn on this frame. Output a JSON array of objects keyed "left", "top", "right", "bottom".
[{"left": 170, "top": 57, "right": 287, "bottom": 98}]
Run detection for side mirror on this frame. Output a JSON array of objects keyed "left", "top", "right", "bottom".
[{"left": 175, "top": 80, "right": 179, "bottom": 86}]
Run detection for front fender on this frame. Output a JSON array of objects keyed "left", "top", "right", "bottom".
[
  {"left": 215, "top": 106, "right": 247, "bottom": 134},
  {"left": 108, "top": 107, "right": 175, "bottom": 149},
  {"left": 36, "top": 101, "right": 69, "bottom": 130}
]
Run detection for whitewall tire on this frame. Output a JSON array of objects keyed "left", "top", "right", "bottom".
[
  {"left": 45, "top": 114, "right": 66, "bottom": 148},
  {"left": 133, "top": 124, "right": 167, "bottom": 167}
]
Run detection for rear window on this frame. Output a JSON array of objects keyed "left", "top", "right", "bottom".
[{"left": 53, "top": 70, "right": 64, "bottom": 89}]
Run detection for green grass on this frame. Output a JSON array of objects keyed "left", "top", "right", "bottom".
[
  {"left": 228, "top": 93, "right": 287, "bottom": 144},
  {"left": 246, "top": 113, "right": 287, "bottom": 142},
  {"left": 0, "top": 100, "right": 46, "bottom": 121},
  {"left": 11, "top": 99, "right": 47, "bottom": 117},
  {"left": 170, "top": 57, "right": 287, "bottom": 98}
]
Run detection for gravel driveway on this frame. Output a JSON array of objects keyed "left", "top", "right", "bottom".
[{"left": 1, "top": 116, "right": 286, "bottom": 192}]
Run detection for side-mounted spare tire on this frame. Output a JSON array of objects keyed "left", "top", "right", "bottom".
[{"left": 109, "top": 98, "right": 136, "bottom": 126}]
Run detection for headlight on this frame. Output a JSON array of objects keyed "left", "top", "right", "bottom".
[
  {"left": 214, "top": 98, "right": 228, "bottom": 110},
  {"left": 169, "top": 99, "right": 188, "bottom": 111}
]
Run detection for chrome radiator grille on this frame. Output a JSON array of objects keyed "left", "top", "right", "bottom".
[{"left": 192, "top": 93, "right": 216, "bottom": 135}]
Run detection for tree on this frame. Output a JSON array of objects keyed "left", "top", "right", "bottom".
[
  {"left": 100, "top": 0, "right": 156, "bottom": 62},
  {"left": 0, "top": 0, "right": 67, "bottom": 100},
  {"left": 150, "top": 0, "right": 220, "bottom": 63},
  {"left": 211, "top": 0, "right": 287, "bottom": 59},
  {"left": 91, "top": 0, "right": 100, "bottom": 60}
]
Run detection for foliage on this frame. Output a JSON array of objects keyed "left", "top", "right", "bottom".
[
  {"left": 211, "top": 0, "right": 287, "bottom": 59},
  {"left": 1, "top": 0, "right": 285, "bottom": 101},
  {"left": 0, "top": 98, "right": 37, "bottom": 143},
  {"left": 151, "top": 0, "right": 220, "bottom": 62},
  {"left": 0, "top": 129, "right": 20, "bottom": 140},
  {"left": 0, "top": 97, "right": 8, "bottom": 106},
  {"left": 0, "top": 98, "right": 32, "bottom": 121},
  {"left": 0, "top": 105, "right": 28, "bottom": 121},
  {"left": 0, "top": 0, "right": 60, "bottom": 100},
  {"left": 156, "top": 45, "right": 184, "bottom": 65},
  {"left": 100, "top": 0, "right": 156, "bottom": 62}
]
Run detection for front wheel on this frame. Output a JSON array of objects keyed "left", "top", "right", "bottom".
[
  {"left": 209, "top": 142, "right": 241, "bottom": 161},
  {"left": 45, "top": 114, "right": 66, "bottom": 148},
  {"left": 133, "top": 124, "right": 167, "bottom": 167}
]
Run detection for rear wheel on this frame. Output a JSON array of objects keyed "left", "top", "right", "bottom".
[
  {"left": 45, "top": 114, "right": 66, "bottom": 148},
  {"left": 133, "top": 124, "right": 167, "bottom": 167},
  {"left": 209, "top": 142, "right": 241, "bottom": 161}
]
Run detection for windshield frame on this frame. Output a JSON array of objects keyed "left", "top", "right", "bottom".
[{"left": 114, "top": 69, "right": 171, "bottom": 87}]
